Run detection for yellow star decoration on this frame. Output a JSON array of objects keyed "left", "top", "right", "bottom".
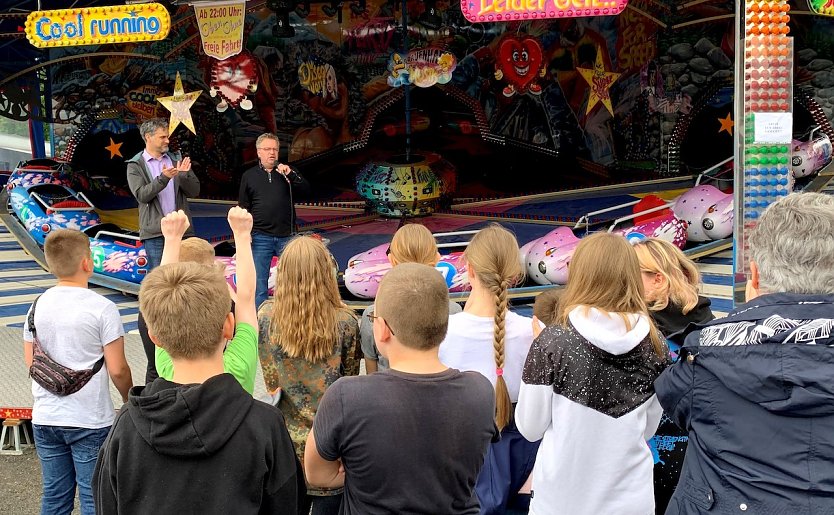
[
  {"left": 718, "top": 113, "right": 734, "bottom": 136},
  {"left": 577, "top": 49, "right": 621, "bottom": 116},
  {"left": 157, "top": 72, "right": 201, "bottom": 135},
  {"left": 104, "top": 137, "right": 123, "bottom": 159}
]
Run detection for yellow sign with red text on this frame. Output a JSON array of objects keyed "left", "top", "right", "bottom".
[
  {"left": 24, "top": 3, "right": 170, "bottom": 48},
  {"left": 193, "top": 0, "right": 246, "bottom": 60}
]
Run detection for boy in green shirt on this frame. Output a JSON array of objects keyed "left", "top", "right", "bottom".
[{"left": 153, "top": 207, "right": 259, "bottom": 394}]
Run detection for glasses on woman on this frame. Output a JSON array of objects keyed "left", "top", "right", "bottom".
[{"left": 365, "top": 312, "right": 395, "bottom": 335}]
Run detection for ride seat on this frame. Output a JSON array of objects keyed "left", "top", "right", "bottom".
[
  {"left": 632, "top": 195, "right": 672, "bottom": 224},
  {"left": 47, "top": 200, "right": 91, "bottom": 214}
]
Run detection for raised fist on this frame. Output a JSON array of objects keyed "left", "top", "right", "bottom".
[
  {"left": 161, "top": 210, "right": 190, "bottom": 240},
  {"left": 228, "top": 206, "right": 254, "bottom": 235}
]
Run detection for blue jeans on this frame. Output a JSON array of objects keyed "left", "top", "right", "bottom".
[
  {"left": 142, "top": 236, "right": 165, "bottom": 270},
  {"left": 251, "top": 231, "right": 293, "bottom": 308},
  {"left": 34, "top": 424, "right": 111, "bottom": 515}
]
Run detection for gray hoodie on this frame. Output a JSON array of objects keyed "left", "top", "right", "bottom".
[{"left": 125, "top": 150, "right": 200, "bottom": 240}]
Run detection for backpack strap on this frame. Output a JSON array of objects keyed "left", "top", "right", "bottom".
[
  {"left": 27, "top": 294, "right": 42, "bottom": 338},
  {"left": 90, "top": 355, "right": 105, "bottom": 374},
  {"left": 28, "top": 293, "right": 105, "bottom": 373}
]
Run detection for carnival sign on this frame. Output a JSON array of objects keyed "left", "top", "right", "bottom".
[
  {"left": 193, "top": 0, "right": 246, "bottom": 60},
  {"left": 387, "top": 48, "right": 457, "bottom": 88},
  {"left": 299, "top": 62, "right": 338, "bottom": 97},
  {"left": 461, "top": 0, "right": 628, "bottom": 23},
  {"left": 125, "top": 85, "right": 166, "bottom": 121},
  {"left": 577, "top": 49, "right": 621, "bottom": 116},
  {"left": 810, "top": 0, "right": 834, "bottom": 16},
  {"left": 24, "top": 3, "right": 170, "bottom": 48}
]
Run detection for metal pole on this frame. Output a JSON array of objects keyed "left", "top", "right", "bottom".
[
  {"left": 732, "top": 0, "right": 743, "bottom": 303},
  {"left": 402, "top": 0, "right": 410, "bottom": 160}
]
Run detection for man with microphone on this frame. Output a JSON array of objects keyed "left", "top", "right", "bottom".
[{"left": 239, "top": 133, "right": 310, "bottom": 308}]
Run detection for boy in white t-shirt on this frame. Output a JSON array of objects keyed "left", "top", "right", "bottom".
[{"left": 23, "top": 229, "right": 133, "bottom": 515}]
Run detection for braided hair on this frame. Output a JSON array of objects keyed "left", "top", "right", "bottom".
[{"left": 464, "top": 225, "right": 523, "bottom": 431}]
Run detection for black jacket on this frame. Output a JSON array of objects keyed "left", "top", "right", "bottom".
[
  {"left": 651, "top": 296, "right": 714, "bottom": 340},
  {"left": 656, "top": 293, "right": 834, "bottom": 514},
  {"left": 239, "top": 164, "right": 310, "bottom": 237},
  {"left": 93, "top": 374, "right": 304, "bottom": 515}
]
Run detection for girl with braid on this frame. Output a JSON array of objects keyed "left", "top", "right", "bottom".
[{"left": 439, "top": 224, "right": 540, "bottom": 514}]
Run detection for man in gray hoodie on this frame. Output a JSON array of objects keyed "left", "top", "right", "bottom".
[{"left": 126, "top": 118, "right": 200, "bottom": 269}]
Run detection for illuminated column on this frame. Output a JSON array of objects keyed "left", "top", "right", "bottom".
[{"left": 734, "top": 0, "right": 793, "bottom": 297}]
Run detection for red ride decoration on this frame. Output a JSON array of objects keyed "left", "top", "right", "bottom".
[
  {"left": 209, "top": 50, "right": 259, "bottom": 112},
  {"left": 495, "top": 36, "right": 545, "bottom": 97}
]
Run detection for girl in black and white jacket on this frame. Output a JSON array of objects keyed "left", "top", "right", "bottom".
[{"left": 517, "top": 233, "right": 669, "bottom": 515}]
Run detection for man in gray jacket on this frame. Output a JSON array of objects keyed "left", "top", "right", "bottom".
[
  {"left": 126, "top": 118, "right": 200, "bottom": 269},
  {"left": 128, "top": 118, "right": 201, "bottom": 384}
]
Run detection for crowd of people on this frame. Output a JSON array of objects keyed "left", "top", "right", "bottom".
[{"left": 20, "top": 122, "right": 834, "bottom": 515}]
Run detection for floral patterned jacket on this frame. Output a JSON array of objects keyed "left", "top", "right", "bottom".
[{"left": 257, "top": 303, "right": 361, "bottom": 495}]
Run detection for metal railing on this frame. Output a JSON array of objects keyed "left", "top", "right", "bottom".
[
  {"left": 607, "top": 203, "right": 674, "bottom": 233},
  {"left": 91, "top": 230, "right": 141, "bottom": 242},
  {"left": 30, "top": 192, "right": 96, "bottom": 212}
]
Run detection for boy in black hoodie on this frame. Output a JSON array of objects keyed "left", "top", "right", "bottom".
[{"left": 93, "top": 208, "right": 304, "bottom": 515}]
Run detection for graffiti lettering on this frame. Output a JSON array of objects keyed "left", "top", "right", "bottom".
[
  {"left": 592, "top": 74, "right": 615, "bottom": 93},
  {"left": 618, "top": 9, "right": 656, "bottom": 71},
  {"left": 653, "top": 435, "right": 688, "bottom": 452},
  {"left": 128, "top": 92, "right": 157, "bottom": 103},
  {"left": 345, "top": 18, "right": 396, "bottom": 54}
]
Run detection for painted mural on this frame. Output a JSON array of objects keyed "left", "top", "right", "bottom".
[{"left": 26, "top": 0, "right": 833, "bottom": 201}]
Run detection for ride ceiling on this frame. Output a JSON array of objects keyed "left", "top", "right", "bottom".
[{"left": 1, "top": 0, "right": 833, "bottom": 201}]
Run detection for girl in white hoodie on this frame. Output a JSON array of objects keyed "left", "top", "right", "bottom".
[{"left": 516, "top": 233, "right": 669, "bottom": 515}]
